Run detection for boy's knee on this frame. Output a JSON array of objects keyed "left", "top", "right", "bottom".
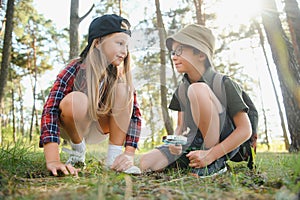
[{"left": 187, "top": 83, "right": 210, "bottom": 101}]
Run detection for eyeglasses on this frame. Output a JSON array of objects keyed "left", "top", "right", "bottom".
[{"left": 170, "top": 45, "right": 188, "bottom": 56}]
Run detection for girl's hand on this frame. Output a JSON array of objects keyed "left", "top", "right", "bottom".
[
  {"left": 169, "top": 144, "right": 182, "bottom": 155},
  {"left": 111, "top": 153, "right": 134, "bottom": 172},
  {"left": 186, "top": 149, "right": 215, "bottom": 168},
  {"left": 46, "top": 161, "right": 80, "bottom": 177}
]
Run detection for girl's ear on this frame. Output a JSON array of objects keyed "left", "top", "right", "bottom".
[{"left": 94, "top": 38, "right": 102, "bottom": 48}]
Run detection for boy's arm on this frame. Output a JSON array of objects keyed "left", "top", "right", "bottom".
[
  {"left": 187, "top": 111, "right": 251, "bottom": 168},
  {"left": 174, "top": 111, "right": 184, "bottom": 135},
  {"left": 210, "top": 111, "right": 251, "bottom": 160}
]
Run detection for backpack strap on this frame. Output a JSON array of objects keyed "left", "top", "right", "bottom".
[
  {"left": 178, "top": 82, "right": 187, "bottom": 109},
  {"left": 213, "top": 73, "right": 257, "bottom": 170},
  {"left": 212, "top": 73, "right": 227, "bottom": 107}
]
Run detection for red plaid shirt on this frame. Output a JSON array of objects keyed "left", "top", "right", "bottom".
[{"left": 39, "top": 59, "right": 142, "bottom": 148}]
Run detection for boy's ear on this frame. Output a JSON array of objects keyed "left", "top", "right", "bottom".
[{"left": 198, "top": 52, "right": 206, "bottom": 62}]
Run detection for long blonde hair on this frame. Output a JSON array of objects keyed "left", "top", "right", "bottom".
[{"left": 83, "top": 38, "right": 133, "bottom": 121}]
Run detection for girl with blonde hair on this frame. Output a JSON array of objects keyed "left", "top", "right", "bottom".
[{"left": 40, "top": 14, "right": 142, "bottom": 176}]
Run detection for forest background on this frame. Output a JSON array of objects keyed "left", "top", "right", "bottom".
[
  {"left": 1, "top": 0, "right": 300, "bottom": 199},
  {"left": 1, "top": 0, "right": 299, "bottom": 152}
]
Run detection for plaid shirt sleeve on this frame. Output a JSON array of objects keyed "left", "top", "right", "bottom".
[
  {"left": 125, "top": 90, "right": 142, "bottom": 148},
  {"left": 39, "top": 60, "right": 80, "bottom": 147}
]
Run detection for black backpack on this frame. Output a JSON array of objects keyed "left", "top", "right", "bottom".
[{"left": 212, "top": 73, "right": 258, "bottom": 169}]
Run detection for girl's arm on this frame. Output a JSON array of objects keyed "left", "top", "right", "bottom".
[
  {"left": 39, "top": 60, "right": 80, "bottom": 148},
  {"left": 124, "top": 91, "right": 142, "bottom": 151},
  {"left": 44, "top": 142, "right": 80, "bottom": 176},
  {"left": 40, "top": 60, "right": 80, "bottom": 176}
]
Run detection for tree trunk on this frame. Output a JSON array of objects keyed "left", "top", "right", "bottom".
[
  {"left": 119, "top": 0, "right": 122, "bottom": 16},
  {"left": 69, "top": 0, "right": 80, "bottom": 59},
  {"left": 69, "top": 0, "right": 94, "bottom": 59},
  {"left": 18, "top": 83, "right": 24, "bottom": 136},
  {"left": 284, "top": 0, "right": 300, "bottom": 66},
  {"left": 155, "top": 0, "right": 174, "bottom": 135},
  {"left": 11, "top": 86, "right": 16, "bottom": 142},
  {"left": 0, "top": 101, "right": 3, "bottom": 145},
  {"left": 193, "top": 0, "right": 205, "bottom": 25},
  {"left": 254, "top": 21, "right": 289, "bottom": 150},
  {"left": 261, "top": 0, "right": 300, "bottom": 152},
  {"left": 0, "top": 0, "right": 14, "bottom": 105},
  {"left": 148, "top": 88, "right": 155, "bottom": 149},
  {"left": 29, "top": 36, "right": 37, "bottom": 141},
  {"left": 0, "top": 0, "right": 7, "bottom": 35}
]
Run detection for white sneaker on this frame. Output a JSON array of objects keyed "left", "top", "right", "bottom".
[
  {"left": 62, "top": 147, "right": 86, "bottom": 166},
  {"left": 124, "top": 166, "right": 142, "bottom": 175}
]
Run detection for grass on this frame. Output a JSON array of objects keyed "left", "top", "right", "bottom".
[{"left": 0, "top": 141, "right": 299, "bottom": 200}]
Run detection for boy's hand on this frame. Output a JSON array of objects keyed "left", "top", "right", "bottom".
[{"left": 186, "top": 149, "right": 214, "bottom": 168}]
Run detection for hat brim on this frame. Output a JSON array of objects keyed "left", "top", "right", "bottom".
[{"left": 166, "top": 34, "right": 214, "bottom": 67}]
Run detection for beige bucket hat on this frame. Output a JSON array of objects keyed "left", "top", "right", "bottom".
[{"left": 166, "top": 24, "right": 215, "bottom": 67}]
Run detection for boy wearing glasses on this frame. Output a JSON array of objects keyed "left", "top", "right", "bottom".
[{"left": 140, "top": 24, "right": 251, "bottom": 177}]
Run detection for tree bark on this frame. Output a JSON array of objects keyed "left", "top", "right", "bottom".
[
  {"left": 0, "top": 101, "right": 3, "bottom": 145},
  {"left": 11, "top": 85, "right": 16, "bottom": 142},
  {"left": 155, "top": 0, "right": 174, "bottom": 135},
  {"left": 69, "top": 0, "right": 94, "bottom": 59},
  {"left": 69, "top": 0, "right": 80, "bottom": 59},
  {"left": 284, "top": 0, "right": 300, "bottom": 66},
  {"left": 261, "top": 0, "right": 300, "bottom": 152},
  {"left": 29, "top": 35, "right": 37, "bottom": 142},
  {"left": 119, "top": 0, "right": 122, "bottom": 16},
  {"left": 254, "top": 21, "right": 289, "bottom": 150},
  {"left": 0, "top": 0, "right": 14, "bottom": 105},
  {"left": 193, "top": 0, "right": 205, "bottom": 25},
  {"left": 18, "top": 83, "right": 24, "bottom": 136}
]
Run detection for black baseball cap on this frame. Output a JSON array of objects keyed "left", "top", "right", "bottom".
[{"left": 80, "top": 14, "right": 131, "bottom": 58}]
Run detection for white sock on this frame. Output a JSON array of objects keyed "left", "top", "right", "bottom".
[
  {"left": 70, "top": 138, "right": 86, "bottom": 153},
  {"left": 106, "top": 144, "right": 123, "bottom": 167}
]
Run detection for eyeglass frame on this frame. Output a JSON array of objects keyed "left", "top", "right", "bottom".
[{"left": 171, "top": 44, "right": 199, "bottom": 56}]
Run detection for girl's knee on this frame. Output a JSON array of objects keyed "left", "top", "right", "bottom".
[
  {"left": 60, "top": 91, "right": 87, "bottom": 106},
  {"left": 60, "top": 92, "right": 88, "bottom": 118}
]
